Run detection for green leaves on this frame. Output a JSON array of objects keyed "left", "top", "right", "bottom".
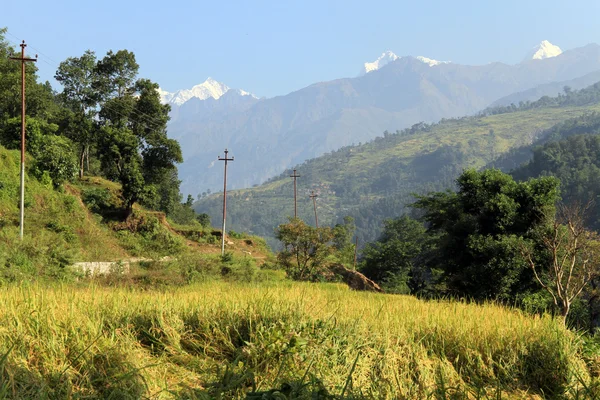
[
  {"left": 275, "top": 218, "right": 335, "bottom": 281},
  {"left": 413, "top": 169, "right": 560, "bottom": 300}
]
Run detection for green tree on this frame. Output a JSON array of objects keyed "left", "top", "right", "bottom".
[
  {"left": 360, "top": 216, "right": 439, "bottom": 294},
  {"left": 413, "top": 169, "right": 560, "bottom": 300},
  {"left": 94, "top": 50, "right": 182, "bottom": 215},
  {"left": 55, "top": 49, "right": 99, "bottom": 178},
  {"left": 332, "top": 216, "right": 356, "bottom": 264},
  {"left": 32, "top": 135, "right": 78, "bottom": 187},
  {"left": 276, "top": 218, "right": 335, "bottom": 281},
  {"left": 196, "top": 213, "right": 211, "bottom": 227}
]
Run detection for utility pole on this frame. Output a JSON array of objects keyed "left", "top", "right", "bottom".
[
  {"left": 309, "top": 190, "right": 319, "bottom": 229},
  {"left": 353, "top": 237, "right": 358, "bottom": 270},
  {"left": 9, "top": 41, "right": 37, "bottom": 241},
  {"left": 289, "top": 169, "right": 300, "bottom": 218},
  {"left": 218, "top": 149, "right": 234, "bottom": 256}
]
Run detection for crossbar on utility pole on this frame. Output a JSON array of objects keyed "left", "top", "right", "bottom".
[
  {"left": 9, "top": 41, "right": 37, "bottom": 241},
  {"left": 309, "top": 190, "right": 319, "bottom": 229},
  {"left": 290, "top": 169, "right": 300, "bottom": 218},
  {"left": 218, "top": 149, "right": 234, "bottom": 257}
]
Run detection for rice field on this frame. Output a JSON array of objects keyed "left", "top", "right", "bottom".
[{"left": 0, "top": 280, "right": 596, "bottom": 399}]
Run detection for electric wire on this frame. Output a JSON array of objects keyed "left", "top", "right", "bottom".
[{"left": 4, "top": 28, "right": 171, "bottom": 132}]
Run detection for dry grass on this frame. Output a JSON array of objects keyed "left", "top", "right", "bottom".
[{"left": 0, "top": 281, "right": 594, "bottom": 399}]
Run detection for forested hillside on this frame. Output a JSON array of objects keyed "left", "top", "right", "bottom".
[
  {"left": 195, "top": 84, "right": 600, "bottom": 246},
  {"left": 0, "top": 29, "right": 276, "bottom": 279},
  {"left": 0, "top": 29, "right": 186, "bottom": 217},
  {"left": 173, "top": 43, "right": 600, "bottom": 195},
  {"left": 509, "top": 113, "right": 600, "bottom": 230}
]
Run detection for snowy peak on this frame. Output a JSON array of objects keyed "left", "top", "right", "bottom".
[
  {"left": 525, "top": 40, "right": 563, "bottom": 61},
  {"left": 361, "top": 51, "right": 399, "bottom": 74},
  {"left": 361, "top": 51, "right": 450, "bottom": 75},
  {"left": 416, "top": 56, "right": 450, "bottom": 67},
  {"left": 159, "top": 78, "right": 257, "bottom": 106}
]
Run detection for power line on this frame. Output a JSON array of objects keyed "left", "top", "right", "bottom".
[
  {"left": 5, "top": 30, "right": 57, "bottom": 69},
  {"left": 4, "top": 29, "right": 170, "bottom": 132}
]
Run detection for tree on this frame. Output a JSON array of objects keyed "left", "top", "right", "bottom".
[
  {"left": 413, "top": 169, "right": 560, "bottom": 300},
  {"left": 332, "top": 216, "right": 356, "bottom": 264},
  {"left": 275, "top": 218, "right": 335, "bottom": 281},
  {"left": 196, "top": 213, "right": 211, "bottom": 227},
  {"left": 55, "top": 50, "right": 99, "bottom": 178},
  {"left": 33, "top": 135, "right": 78, "bottom": 187},
  {"left": 360, "top": 216, "right": 438, "bottom": 294},
  {"left": 521, "top": 203, "right": 600, "bottom": 324},
  {"left": 94, "top": 50, "right": 182, "bottom": 216}
]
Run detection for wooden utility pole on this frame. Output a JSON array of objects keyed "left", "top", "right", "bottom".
[
  {"left": 218, "top": 149, "right": 234, "bottom": 256},
  {"left": 309, "top": 190, "right": 319, "bottom": 229},
  {"left": 353, "top": 237, "right": 358, "bottom": 270},
  {"left": 9, "top": 41, "right": 37, "bottom": 241},
  {"left": 290, "top": 169, "right": 300, "bottom": 218}
]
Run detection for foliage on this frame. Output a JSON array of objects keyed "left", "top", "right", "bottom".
[
  {"left": 413, "top": 169, "right": 560, "bottom": 300},
  {"left": 360, "top": 215, "right": 440, "bottom": 295},
  {"left": 275, "top": 218, "right": 335, "bottom": 281},
  {"left": 196, "top": 212, "right": 211, "bottom": 227},
  {"left": 195, "top": 89, "right": 600, "bottom": 246},
  {"left": 482, "top": 83, "right": 600, "bottom": 116},
  {"left": 55, "top": 49, "right": 99, "bottom": 178},
  {"left": 331, "top": 216, "right": 356, "bottom": 265},
  {"left": 31, "top": 135, "right": 78, "bottom": 186}
]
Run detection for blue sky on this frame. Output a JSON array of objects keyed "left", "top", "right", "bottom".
[{"left": 4, "top": 0, "right": 600, "bottom": 98}]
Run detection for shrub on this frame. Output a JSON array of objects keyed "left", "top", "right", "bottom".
[{"left": 32, "top": 135, "right": 78, "bottom": 187}]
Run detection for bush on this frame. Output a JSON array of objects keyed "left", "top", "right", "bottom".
[
  {"left": 32, "top": 135, "right": 78, "bottom": 187},
  {"left": 81, "top": 188, "right": 114, "bottom": 214},
  {"left": 196, "top": 213, "right": 211, "bottom": 227}
]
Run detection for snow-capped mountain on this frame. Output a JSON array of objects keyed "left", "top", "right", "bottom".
[
  {"left": 159, "top": 78, "right": 256, "bottom": 106},
  {"left": 416, "top": 56, "right": 450, "bottom": 67},
  {"left": 525, "top": 40, "right": 563, "bottom": 61},
  {"left": 361, "top": 51, "right": 449, "bottom": 74},
  {"left": 361, "top": 51, "right": 399, "bottom": 74},
  {"left": 171, "top": 42, "right": 600, "bottom": 195}
]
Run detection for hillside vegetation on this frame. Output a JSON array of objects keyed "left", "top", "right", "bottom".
[
  {"left": 0, "top": 281, "right": 596, "bottom": 399},
  {"left": 0, "top": 143, "right": 273, "bottom": 284},
  {"left": 196, "top": 99, "right": 600, "bottom": 246}
]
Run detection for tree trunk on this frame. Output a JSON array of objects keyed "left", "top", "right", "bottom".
[
  {"left": 79, "top": 147, "right": 85, "bottom": 179},
  {"left": 561, "top": 301, "right": 570, "bottom": 326},
  {"left": 85, "top": 145, "right": 90, "bottom": 173}
]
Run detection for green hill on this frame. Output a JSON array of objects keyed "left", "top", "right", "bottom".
[
  {"left": 195, "top": 101, "right": 600, "bottom": 246},
  {"left": 0, "top": 144, "right": 272, "bottom": 283}
]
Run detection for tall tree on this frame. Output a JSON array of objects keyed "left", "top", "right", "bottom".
[
  {"left": 55, "top": 50, "right": 99, "bottom": 178},
  {"left": 94, "top": 50, "right": 182, "bottom": 215}
]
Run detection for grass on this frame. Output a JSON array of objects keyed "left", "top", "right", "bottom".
[
  {"left": 0, "top": 147, "right": 129, "bottom": 278},
  {"left": 0, "top": 280, "right": 597, "bottom": 399},
  {"left": 0, "top": 144, "right": 275, "bottom": 284}
]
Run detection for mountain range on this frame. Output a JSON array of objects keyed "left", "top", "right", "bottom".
[{"left": 163, "top": 41, "right": 600, "bottom": 196}]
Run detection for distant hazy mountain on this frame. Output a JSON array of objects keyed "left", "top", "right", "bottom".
[
  {"left": 168, "top": 41, "right": 600, "bottom": 196},
  {"left": 490, "top": 70, "right": 600, "bottom": 107}
]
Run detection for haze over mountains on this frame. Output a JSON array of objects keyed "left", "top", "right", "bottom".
[{"left": 164, "top": 41, "right": 600, "bottom": 196}]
